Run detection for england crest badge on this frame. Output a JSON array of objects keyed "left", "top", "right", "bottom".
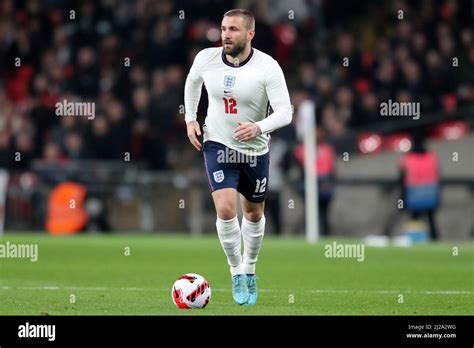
[
  {"left": 213, "top": 170, "right": 225, "bottom": 183},
  {"left": 224, "top": 75, "right": 236, "bottom": 89}
]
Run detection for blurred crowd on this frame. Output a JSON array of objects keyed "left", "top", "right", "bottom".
[{"left": 0, "top": 0, "right": 472, "bottom": 171}]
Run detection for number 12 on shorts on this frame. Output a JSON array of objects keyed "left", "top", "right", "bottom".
[
  {"left": 223, "top": 97, "right": 237, "bottom": 114},
  {"left": 255, "top": 178, "right": 267, "bottom": 193}
]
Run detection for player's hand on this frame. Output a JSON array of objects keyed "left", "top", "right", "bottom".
[
  {"left": 186, "top": 120, "right": 202, "bottom": 151},
  {"left": 234, "top": 122, "right": 262, "bottom": 141}
]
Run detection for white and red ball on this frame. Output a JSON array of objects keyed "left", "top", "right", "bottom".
[{"left": 171, "top": 273, "right": 211, "bottom": 309}]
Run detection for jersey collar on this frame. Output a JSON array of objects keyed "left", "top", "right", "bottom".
[{"left": 221, "top": 47, "right": 254, "bottom": 68}]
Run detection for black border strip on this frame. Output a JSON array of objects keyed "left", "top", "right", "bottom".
[{"left": 0, "top": 315, "right": 472, "bottom": 346}]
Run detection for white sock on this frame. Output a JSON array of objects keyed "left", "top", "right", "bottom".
[
  {"left": 242, "top": 215, "right": 266, "bottom": 275},
  {"left": 216, "top": 216, "right": 243, "bottom": 277}
]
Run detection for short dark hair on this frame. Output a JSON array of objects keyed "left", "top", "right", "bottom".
[{"left": 223, "top": 9, "right": 255, "bottom": 30}]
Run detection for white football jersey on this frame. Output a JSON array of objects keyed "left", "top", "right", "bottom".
[{"left": 185, "top": 47, "right": 292, "bottom": 156}]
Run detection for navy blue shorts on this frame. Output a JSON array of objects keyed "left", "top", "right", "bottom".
[{"left": 202, "top": 141, "right": 270, "bottom": 203}]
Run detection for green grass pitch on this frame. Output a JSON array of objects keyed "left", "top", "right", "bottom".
[{"left": 0, "top": 233, "right": 472, "bottom": 315}]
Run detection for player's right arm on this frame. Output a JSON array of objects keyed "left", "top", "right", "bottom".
[
  {"left": 184, "top": 50, "right": 206, "bottom": 151},
  {"left": 255, "top": 58, "right": 293, "bottom": 135}
]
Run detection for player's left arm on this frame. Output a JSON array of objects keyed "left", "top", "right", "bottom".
[{"left": 234, "top": 60, "right": 292, "bottom": 141}]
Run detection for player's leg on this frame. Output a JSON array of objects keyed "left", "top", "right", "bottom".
[
  {"left": 211, "top": 188, "right": 242, "bottom": 275},
  {"left": 211, "top": 188, "right": 248, "bottom": 304},
  {"left": 427, "top": 210, "right": 438, "bottom": 241},
  {"left": 239, "top": 195, "right": 265, "bottom": 305},
  {"left": 202, "top": 141, "right": 247, "bottom": 304},
  {"left": 237, "top": 151, "right": 270, "bottom": 305},
  {"left": 240, "top": 195, "right": 265, "bottom": 274}
]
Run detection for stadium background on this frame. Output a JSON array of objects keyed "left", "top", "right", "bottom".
[{"left": 1, "top": 0, "right": 472, "bottom": 238}]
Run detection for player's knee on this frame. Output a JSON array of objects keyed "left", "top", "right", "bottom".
[
  {"left": 216, "top": 204, "right": 237, "bottom": 220},
  {"left": 243, "top": 210, "right": 264, "bottom": 222}
]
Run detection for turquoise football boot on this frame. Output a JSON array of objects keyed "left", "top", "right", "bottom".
[
  {"left": 246, "top": 274, "right": 258, "bottom": 305},
  {"left": 231, "top": 274, "right": 248, "bottom": 305}
]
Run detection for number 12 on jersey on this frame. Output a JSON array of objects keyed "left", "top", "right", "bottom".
[
  {"left": 223, "top": 97, "right": 237, "bottom": 114},
  {"left": 255, "top": 178, "right": 267, "bottom": 193}
]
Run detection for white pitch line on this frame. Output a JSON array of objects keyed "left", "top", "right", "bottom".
[
  {"left": 309, "top": 289, "right": 472, "bottom": 295},
  {"left": 0, "top": 285, "right": 471, "bottom": 295}
]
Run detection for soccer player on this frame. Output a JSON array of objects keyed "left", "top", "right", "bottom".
[{"left": 184, "top": 9, "right": 292, "bottom": 305}]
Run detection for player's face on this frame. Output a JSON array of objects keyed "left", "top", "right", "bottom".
[{"left": 221, "top": 16, "right": 251, "bottom": 58}]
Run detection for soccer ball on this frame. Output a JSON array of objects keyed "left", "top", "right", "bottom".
[{"left": 171, "top": 273, "right": 211, "bottom": 309}]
